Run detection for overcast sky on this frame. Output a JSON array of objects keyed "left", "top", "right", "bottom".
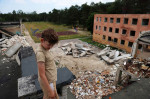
[{"left": 0, "top": 0, "right": 115, "bottom": 13}]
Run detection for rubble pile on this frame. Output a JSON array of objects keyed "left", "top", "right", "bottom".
[
  {"left": 97, "top": 47, "right": 131, "bottom": 64},
  {"left": 60, "top": 42, "right": 95, "bottom": 58},
  {"left": 0, "top": 35, "right": 30, "bottom": 65},
  {"left": 124, "top": 58, "right": 150, "bottom": 78},
  {"left": 69, "top": 70, "right": 123, "bottom": 99},
  {"left": 0, "top": 35, "right": 30, "bottom": 49}
]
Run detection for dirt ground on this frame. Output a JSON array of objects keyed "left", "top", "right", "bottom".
[{"left": 23, "top": 25, "right": 112, "bottom": 77}]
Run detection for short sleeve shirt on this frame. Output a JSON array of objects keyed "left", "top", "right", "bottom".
[{"left": 36, "top": 45, "right": 57, "bottom": 83}]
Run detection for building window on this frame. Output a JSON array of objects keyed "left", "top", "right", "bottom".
[
  {"left": 96, "top": 25, "right": 97, "bottom": 30},
  {"left": 122, "top": 29, "right": 127, "bottom": 35},
  {"left": 104, "top": 26, "right": 107, "bottom": 31},
  {"left": 128, "top": 42, "right": 133, "bottom": 47},
  {"left": 110, "top": 18, "right": 114, "bottom": 23},
  {"left": 96, "top": 17, "right": 98, "bottom": 21},
  {"left": 99, "top": 26, "right": 101, "bottom": 30},
  {"left": 132, "top": 18, "right": 138, "bottom": 25},
  {"left": 138, "top": 44, "right": 142, "bottom": 49},
  {"left": 115, "top": 28, "right": 119, "bottom": 33},
  {"left": 114, "top": 38, "right": 118, "bottom": 43},
  {"left": 104, "top": 17, "right": 107, "bottom": 22},
  {"left": 109, "top": 27, "right": 112, "bottom": 32},
  {"left": 121, "top": 40, "right": 125, "bottom": 45},
  {"left": 124, "top": 18, "right": 128, "bottom": 24},
  {"left": 116, "top": 18, "right": 120, "bottom": 23},
  {"left": 108, "top": 36, "right": 112, "bottom": 41},
  {"left": 103, "top": 35, "right": 106, "bottom": 39},
  {"left": 99, "top": 17, "right": 101, "bottom": 22},
  {"left": 142, "top": 19, "right": 149, "bottom": 25},
  {"left": 130, "top": 30, "right": 136, "bottom": 36}
]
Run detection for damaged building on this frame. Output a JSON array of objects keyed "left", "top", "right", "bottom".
[{"left": 93, "top": 14, "right": 150, "bottom": 53}]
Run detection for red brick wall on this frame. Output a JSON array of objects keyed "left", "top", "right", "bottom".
[{"left": 93, "top": 14, "right": 150, "bottom": 52}]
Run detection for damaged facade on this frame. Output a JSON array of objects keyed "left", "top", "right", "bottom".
[{"left": 93, "top": 14, "right": 150, "bottom": 53}]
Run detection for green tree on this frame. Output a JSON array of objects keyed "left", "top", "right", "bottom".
[{"left": 86, "top": 12, "right": 96, "bottom": 34}]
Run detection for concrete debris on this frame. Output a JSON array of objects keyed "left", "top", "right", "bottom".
[
  {"left": 97, "top": 47, "right": 131, "bottom": 64},
  {"left": 0, "top": 35, "right": 30, "bottom": 49},
  {"left": 69, "top": 70, "right": 123, "bottom": 99},
  {"left": 0, "top": 35, "right": 30, "bottom": 65},
  {"left": 124, "top": 58, "right": 150, "bottom": 78},
  {"left": 60, "top": 42, "right": 95, "bottom": 58}
]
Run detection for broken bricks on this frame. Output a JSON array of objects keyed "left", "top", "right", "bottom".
[{"left": 69, "top": 70, "right": 123, "bottom": 99}]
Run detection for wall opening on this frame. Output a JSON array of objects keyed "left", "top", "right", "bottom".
[
  {"left": 104, "top": 17, "right": 107, "bottom": 22},
  {"left": 99, "top": 26, "right": 101, "bottom": 30},
  {"left": 121, "top": 40, "right": 125, "bottom": 45},
  {"left": 104, "top": 26, "right": 107, "bottom": 31},
  {"left": 110, "top": 18, "right": 114, "bottom": 23},
  {"left": 116, "top": 18, "right": 120, "bottom": 23},
  {"left": 124, "top": 18, "right": 128, "bottom": 24},
  {"left": 128, "top": 41, "right": 133, "bottom": 47},
  {"left": 142, "top": 19, "right": 149, "bottom": 25},
  {"left": 108, "top": 36, "right": 112, "bottom": 41},
  {"left": 122, "top": 29, "right": 127, "bottom": 35},
  {"left": 115, "top": 28, "right": 119, "bottom": 33},
  {"left": 138, "top": 44, "right": 142, "bottom": 49},
  {"left": 96, "top": 17, "right": 98, "bottom": 21},
  {"left": 109, "top": 27, "right": 112, "bottom": 32},
  {"left": 103, "top": 35, "right": 106, "bottom": 39},
  {"left": 99, "top": 17, "right": 101, "bottom": 22},
  {"left": 130, "top": 30, "right": 135, "bottom": 36},
  {"left": 114, "top": 38, "right": 118, "bottom": 43},
  {"left": 96, "top": 25, "right": 97, "bottom": 30},
  {"left": 132, "top": 18, "right": 138, "bottom": 25},
  {"left": 0, "top": 33, "right": 2, "bottom": 38}
]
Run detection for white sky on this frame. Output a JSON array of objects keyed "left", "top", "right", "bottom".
[{"left": 0, "top": 0, "right": 115, "bottom": 13}]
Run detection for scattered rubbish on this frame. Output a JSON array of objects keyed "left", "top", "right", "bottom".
[
  {"left": 60, "top": 42, "right": 94, "bottom": 58},
  {"left": 69, "top": 70, "right": 123, "bottom": 99}
]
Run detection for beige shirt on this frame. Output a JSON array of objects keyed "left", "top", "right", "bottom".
[{"left": 36, "top": 45, "right": 57, "bottom": 83}]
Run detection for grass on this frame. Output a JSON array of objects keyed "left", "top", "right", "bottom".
[
  {"left": 24, "top": 22, "right": 90, "bottom": 43},
  {"left": 80, "top": 37, "right": 122, "bottom": 51},
  {"left": 80, "top": 37, "right": 107, "bottom": 49}
]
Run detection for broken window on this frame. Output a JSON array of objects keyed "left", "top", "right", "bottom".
[
  {"left": 124, "top": 18, "right": 128, "bottom": 24},
  {"left": 99, "top": 26, "right": 101, "bottom": 30},
  {"left": 109, "top": 27, "right": 112, "bottom": 32},
  {"left": 103, "top": 35, "right": 106, "bottom": 39},
  {"left": 142, "top": 19, "right": 149, "bottom": 25},
  {"left": 99, "top": 17, "right": 101, "bottom": 22},
  {"left": 121, "top": 40, "right": 125, "bottom": 45},
  {"left": 132, "top": 18, "right": 138, "bottom": 25},
  {"left": 130, "top": 30, "right": 136, "bottom": 36},
  {"left": 108, "top": 36, "right": 111, "bottom": 41},
  {"left": 110, "top": 18, "right": 114, "bottom": 23},
  {"left": 116, "top": 18, "right": 120, "bottom": 23},
  {"left": 104, "top": 17, "right": 107, "bottom": 22},
  {"left": 122, "top": 29, "right": 127, "bottom": 35},
  {"left": 114, "top": 38, "right": 118, "bottom": 43},
  {"left": 128, "top": 41, "right": 133, "bottom": 47},
  {"left": 115, "top": 28, "right": 119, "bottom": 33},
  {"left": 138, "top": 44, "right": 142, "bottom": 49},
  {"left": 104, "top": 26, "right": 107, "bottom": 31},
  {"left": 96, "top": 25, "right": 97, "bottom": 30},
  {"left": 96, "top": 17, "right": 98, "bottom": 21}
]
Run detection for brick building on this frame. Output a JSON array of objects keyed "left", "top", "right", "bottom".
[{"left": 93, "top": 14, "right": 150, "bottom": 52}]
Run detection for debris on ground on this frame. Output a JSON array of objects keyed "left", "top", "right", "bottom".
[
  {"left": 69, "top": 70, "right": 123, "bottom": 99},
  {"left": 97, "top": 47, "right": 131, "bottom": 64},
  {"left": 0, "top": 35, "right": 30, "bottom": 64},
  {"left": 60, "top": 42, "right": 95, "bottom": 58},
  {"left": 123, "top": 58, "right": 150, "bottom": 78}
]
